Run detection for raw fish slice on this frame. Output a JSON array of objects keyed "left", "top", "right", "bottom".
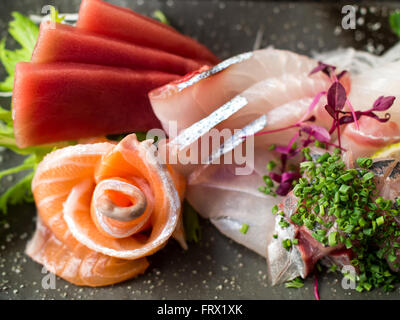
[
  {"left": 150, "top": 48, "right": 332, "bottom": 134},
  {"left": 32, "top": 22, "right": 203, "bottom": 75},
  {"left": 33, "top": 135, "right": 182, "bottom": 260},
  {"left": 29, "top": 134, "right": 185, "bottom": 285},
  {"left": 340, "top": 117, "right": 400, "bottom": 166},
  {"left": 26, "top": 219, "right": 149, "bottom": 287},
  {"left": 268, "top": 191, "right": 344, "bottom": 285},
  {"left": 347, "top": 61, "right": 400, "bottom": 124},
  {"left": 211, "top": 73, "right": 330, "bottom": 146},
  {"left": 12, "top": 62, "right": 179, "bottom": 148},
  {"left": 76, "top": 0, "right": 218, "bottom": 64},
  {"left": 186, "top": 147, "right": 283, "bottom": 256},
  {"left": 257, "top": 96, "right": 330, "bottom": 146},
  {"left": 32, "top": 142, "right": 115, "bottom": 244}
]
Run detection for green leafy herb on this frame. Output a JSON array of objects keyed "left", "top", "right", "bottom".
[
  {"left": 0, "top": 12, "right": 39, "bottom": 92},
  {"left": 285, "top": 277, "right": 304, "bottom": 289},
  {"left": 240, "top": 223, "right": 249, "bottom": 234},
  {"left": 182, "top": 201, "right": 202, "bottom": 243},
  {"left": 390, "top": 10, "right": 400, "bottom": 37},
  {"left": 49, "top": 6, "right": 65, "bottom": 23},
  {"left": 0, "top": 12, "right": 69, "bottom": 216},
  {"left": 152, "top": 10, "right": 170, "bottom": 25},
  {"left": 0, "top": 105, "right": 62, "bottom": 214}
]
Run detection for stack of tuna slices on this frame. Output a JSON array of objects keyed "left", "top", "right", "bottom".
[{"left": 12, "top": 0, "right": 219, "bottom": 148}]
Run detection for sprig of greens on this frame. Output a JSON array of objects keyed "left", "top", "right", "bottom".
[
  {"left": 152, "top": 10, "right": 170, "bottom": 25},
  {"left": 0, "top": 12, "right": 65, "bottom": 215},
  {"left": 390, "top": 10, "right": 400, "bottom": 37},
  {"left": 49, "top": 7, "right": 65, "bottom": 24},
  {"left": 0, "top": 12, "right": 39, "bottom": 92},
  {"left": 285, "top": 277, "right": 304, "bottom": 289},
  {"left": 183, "top": 201, "right": 202, "bottom": 243}
]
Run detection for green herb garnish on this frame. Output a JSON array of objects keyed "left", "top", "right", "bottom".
[
  {"left": 152, "top": 10, "right": 170, "bottom": 25},
  {"left": 285, "top": 277, "right": 304, "bottom": 289},
  {"left": 182, "top": 201, "right": 202, "bottom": 243},
  {"left": 390, "top": 10, "right": 400, "bottom": 37},
  {"left": 0, "top": 12, "right": 70, "bottom": 216},
  {"left": 0, "top": 12, "right": 39, "bottom": 92},
  {"left": 240, "top": 223, "right": 249, "bottom": 234},
  {"left": 284, "top": 151, "right": 400, "bottom": 292}
]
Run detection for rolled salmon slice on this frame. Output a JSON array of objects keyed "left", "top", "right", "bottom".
[
  {"left": 12, "top": 62, "right": 179, "bottom": 148},
  {"left": 63, "top": 136, "right": 181, "bottom": 259},
  {"left": 28, "top": 134, "right": 185, "bottom": 286},
  {"left": 76, "top": 0, "right": 219, "bottom": 64},
  {"left": 32, "top": 22, "right": 204, "bottom": 76}
]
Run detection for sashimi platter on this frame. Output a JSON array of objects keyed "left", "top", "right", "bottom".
[{"left": 2, "top": 0, "right": 400, "bottom": 300}]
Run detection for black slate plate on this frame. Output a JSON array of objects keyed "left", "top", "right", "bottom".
[{"left": 0, "top": 0, "right": 400, "bottom": 300}]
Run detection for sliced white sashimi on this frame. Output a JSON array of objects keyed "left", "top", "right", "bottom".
[
  {"left": 150, "top": 48, "right": 328, "bottom": 135},
  {"left": 186, "top": 148, "right": 283, "bottom": 256},
  {"left": 348, "top": 61, "right": 400, "bottom": 123}
]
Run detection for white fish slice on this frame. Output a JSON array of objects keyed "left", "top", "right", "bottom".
[
  {"left": 165, "top": 94, "right": 267, "bottom": 177},
  {"left": 169, "top": 95, "right": 249, "bottom": 151},
  {"left": 204, "top": 115, "right": 267, "bottom": 165},
  {"left": 186, "top": 147, "right": 283, "bottom": 257}
]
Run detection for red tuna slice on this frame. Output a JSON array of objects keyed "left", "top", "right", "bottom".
[
  {"left": 32, "top": 22, "right": 204, "bottom": 76},
  {"left": 12, "top": 62, "right": 179, "bottom": 148},
  {"left": 76, "top": 0, "right": 219, "bottom": 65}
]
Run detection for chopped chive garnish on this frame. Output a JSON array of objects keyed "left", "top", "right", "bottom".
[
  {"left": 362, "top": 172, "right": 375, "bottom": 182},
  {"left": 376, "top": 216, "right": 384, "bottom": 226},
  {"left": 268, "top": 129, "right": 400, "bottom": 292},
  {"left": 240, "top": 224, "right": 249, "bottom": 234},
  {"left": 267, "top": 161, "right": 276, "bottom": 171},
  {"left": 356, "top": 157, "right": 373, "bottom": 169},
  {"left": 328, "top": 232, "right": 338, "bottom": 247},
  {"left": 285, "top": 277, "right": 304, "bottom": 289}
]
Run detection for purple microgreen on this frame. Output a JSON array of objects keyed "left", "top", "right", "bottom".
[
  {"left": 345, "top": 98, "right": 359, "bottom": 130},
  {"left": 327, "top": 81, "right": 347, "bottom": 111},
  {"left": 336, "top": 70, "right": 347, "bottom": 80},
  {"left": 258, "top": 62, "right": 395, "bottom": 198},
  {"left": 309, "top": 61, "right": 336, "bottom": 78},
  {"left": 301, "top": 124, "right": 331, "bottom": 143},
  {"left": 276, "top": 181, "right": 293, "bottom": 196},
  {"left": 281, "top": 171, "right": 301, "bottom": 183},
  {"left": 360, "top": 111, "right": 391, "bottom": 123},
  {"left": 371, "top": 96, "right": 396, "bottom": 112},
  {"left": 269, "top": 172, "right": 282, "bottom": 183},
  {"left": 298, "top": 91, "right": 327, "bottom": 123},
  {"left": 324, "top": 104, "right": 336, "bottom": 119}
]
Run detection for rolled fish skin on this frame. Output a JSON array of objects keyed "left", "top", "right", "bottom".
[{"left": 186, "top": 147, "right": 283, "bottom": 257}]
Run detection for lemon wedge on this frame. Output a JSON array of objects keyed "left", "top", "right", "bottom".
[{"left": 372, "top": 142, "right": 400, "bottom": 159}]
